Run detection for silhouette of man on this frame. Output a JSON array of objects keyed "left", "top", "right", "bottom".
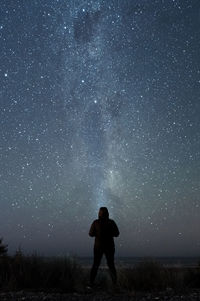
[{"left": 89, "top": 207, "right": 119, "bottom": 286}]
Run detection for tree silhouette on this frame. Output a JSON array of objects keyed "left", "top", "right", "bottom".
[{"left": 0, "top": 238, "right": 8, "bottom": 256}]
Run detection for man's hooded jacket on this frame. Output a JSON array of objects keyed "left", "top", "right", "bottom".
[{"left": 89, "top": 207, "right": 119, "bottom": 249}]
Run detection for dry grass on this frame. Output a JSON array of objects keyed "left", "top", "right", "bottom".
[
  {"left": 0, "top": 252, "right": 85, "bottom": 292},
  {"left": 0, "top": 254, "right": 200, "bottom": 293}
]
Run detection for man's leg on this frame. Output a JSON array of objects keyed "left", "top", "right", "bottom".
[
  {"left": 90, "top": 247, "right": 103, "bottom": 285},
  {"left": 105, "top": 248, "right": 117, "bottom": 284}
]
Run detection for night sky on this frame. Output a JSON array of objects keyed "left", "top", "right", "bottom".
[{"left": 1, "top": 0, "right": 200, "bottom": 257}]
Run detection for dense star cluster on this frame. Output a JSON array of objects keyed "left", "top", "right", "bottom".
[{"left": 0, "top": 0, "right": 200, "bottom": 256}]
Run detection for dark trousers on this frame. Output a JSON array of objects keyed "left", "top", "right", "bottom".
[{"left": 90, "top": 247, "right": 117, "bottom": 285}]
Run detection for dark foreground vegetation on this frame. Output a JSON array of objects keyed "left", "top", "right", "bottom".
[
  {"left": 0, "top": 252, "right": 200, "bottom": 294},
  {"left": 0, "top": 251, "right": 84, "bottom": 292},
  {"left": 0, "top": 239, "right": 200, "bottom": 299}
]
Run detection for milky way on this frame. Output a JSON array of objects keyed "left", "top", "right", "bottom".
[{"left": 1, "top": 0, "right": 200, "bottom": 256}]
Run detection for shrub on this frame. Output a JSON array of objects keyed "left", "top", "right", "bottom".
[
  {"left": 0, "top": 251, "right": 84, "bottom": 292},
  {"left": 0, "top": 238, "right": 8, "bottom": 257},
  {"left": 134, "top": 259, "right": 167, "bottom": 291},
  {"left": 118, "top": 259, "right": 170, "bottom": 292}
]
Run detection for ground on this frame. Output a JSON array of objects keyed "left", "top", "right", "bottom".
[{"left": 0, "top": 289, "right": 200, "bottom": 301}]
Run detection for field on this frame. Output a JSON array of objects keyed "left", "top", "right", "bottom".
[{"left": 0, "top": 254, "right": 200, "bottom": 300}]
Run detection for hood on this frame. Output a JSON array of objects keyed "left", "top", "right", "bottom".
[{"left": 98, "top": 207, "right": 109, "bottom": 219}]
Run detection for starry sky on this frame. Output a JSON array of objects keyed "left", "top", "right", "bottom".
[{"left": 1, "top": 0, "right": 200, "bottom": 257}]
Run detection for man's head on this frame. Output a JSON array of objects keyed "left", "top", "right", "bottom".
[{"left": 98, "top": 207, "right": 109, "bottom": 219}]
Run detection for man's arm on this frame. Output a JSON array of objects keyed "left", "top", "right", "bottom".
[
  {"left": 112, "top": 220, "right": 119, "bottom": 237},
  {"left": 89, "top": 221, "right": 96, "bottom": 237}
]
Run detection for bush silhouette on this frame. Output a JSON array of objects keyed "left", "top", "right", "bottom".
[
  {"left": 0, "top": 249, "right": 85, "bottom": 292},
  {"left": 0, "top": 238, "right": 8, "bottom": 257}
]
